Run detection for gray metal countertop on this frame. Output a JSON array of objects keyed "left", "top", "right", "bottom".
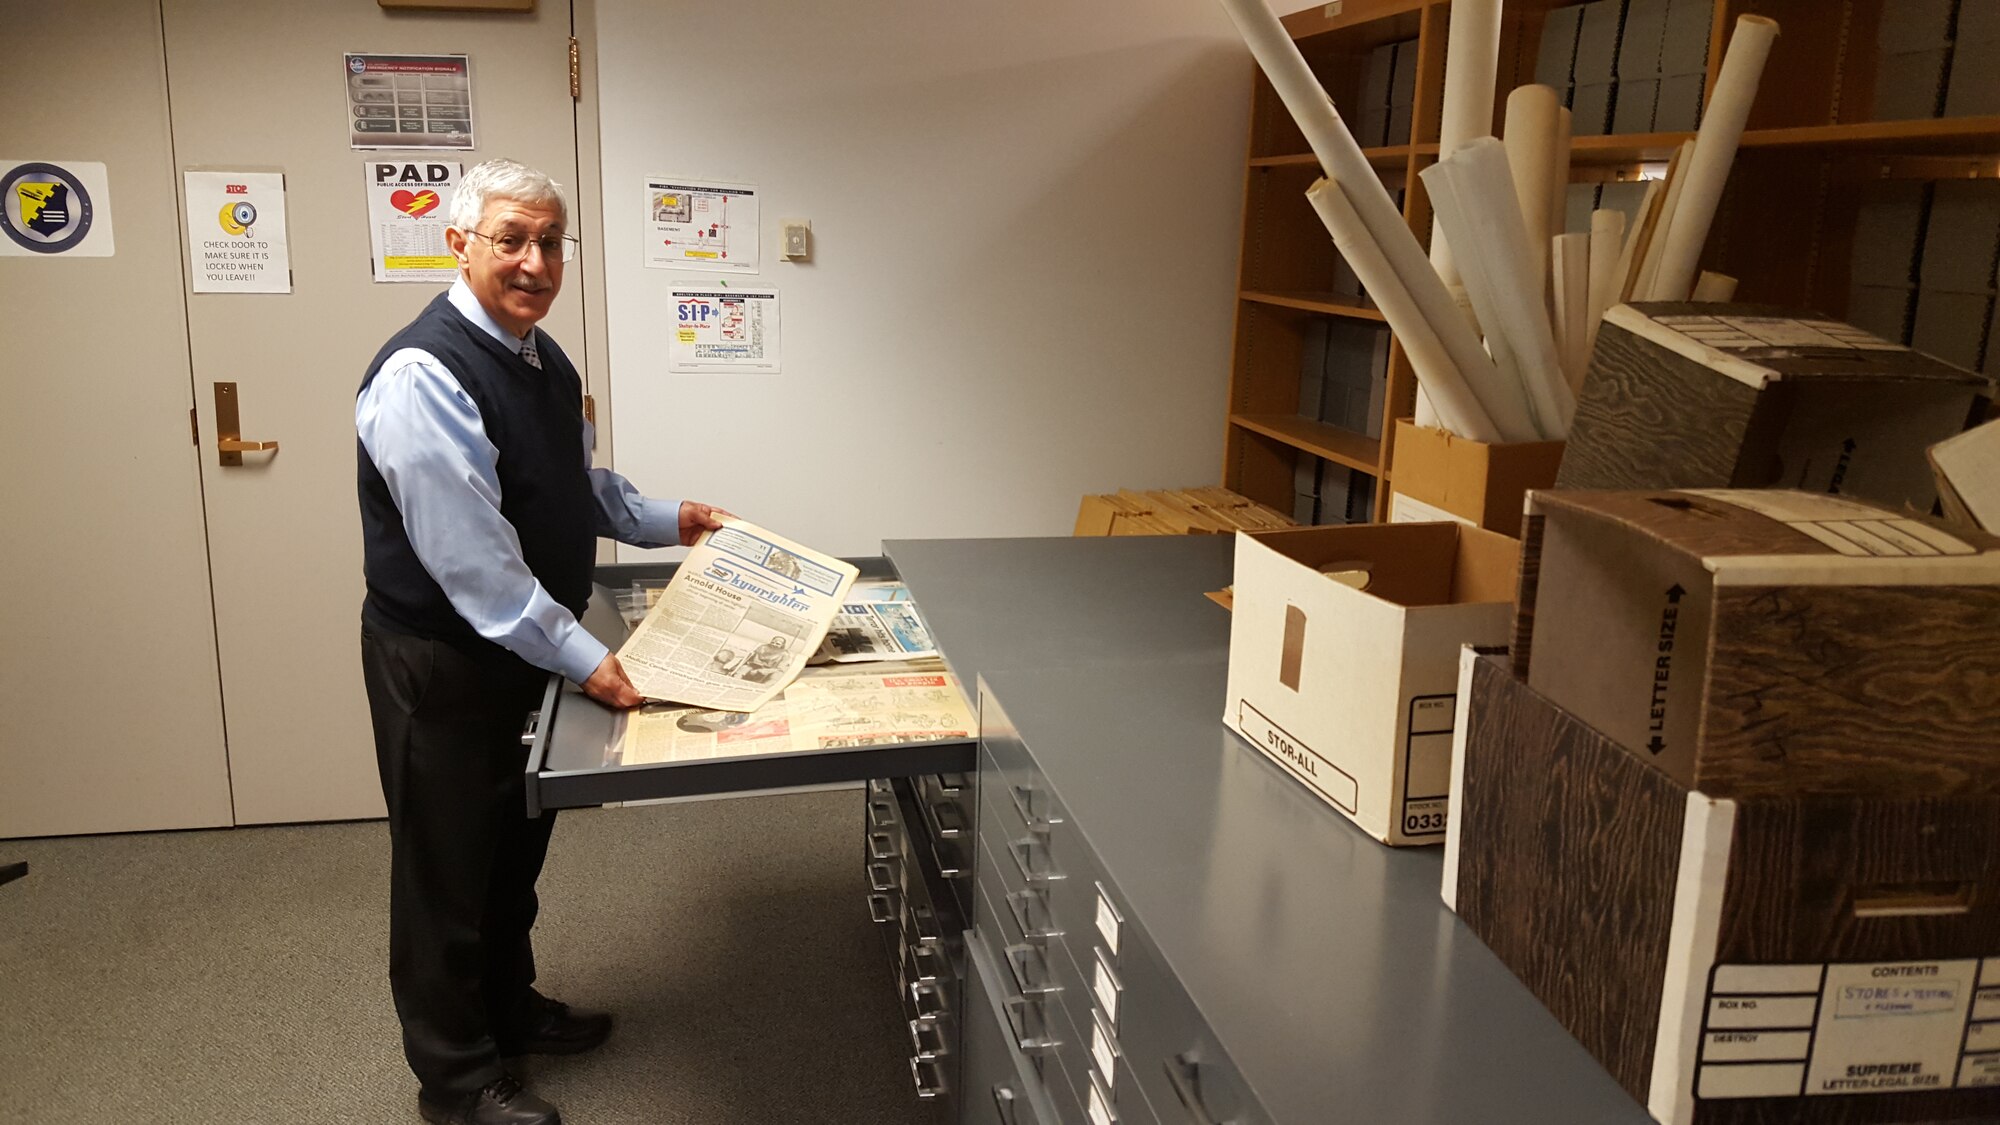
[{"left": 886, "top": 536, "right": 1649, "bottom": 1124}]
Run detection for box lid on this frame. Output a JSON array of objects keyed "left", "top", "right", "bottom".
[
  {"left": 1608, "top": 302, "right": 1995, "bottom": 391},
  {"left": 1525, "top": 488, "right": 2000, "bottom": 585}
]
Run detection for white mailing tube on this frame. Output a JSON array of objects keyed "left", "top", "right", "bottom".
[
  {"left": 1216, "top": 0, "right": 1503, "bottom": 417},
  {"left": 1425, "top": 139, "right": 1577, "bottom": 439},
  {"left": 1650, "top": 15, "right": 1780, "bottom": 301},
  {"left": 1587, "top": 208, "right": 1627, "bottom": 354},
  {"left": 1614, "top": 178, "right": 1665, "bottom": 302},
  {"left": 1503, "top": 85, "right": 1564, "bottom": 306},
  {"left": 1553, "top": 232, "right": 1592, "bottom": 394},
  {"left": 1549, "top": 106, "right": 1575, "bottom": 254},
  {"left": 1430, "top": 0, "right": 1504, "bottom": 288},
  {"left": 1417, "top": 170, "right": 1545, "bottom": 441},
  {"left": 1637, "top": 141, "right": 1695, "bottom": 301},
  {"left": 1306, "top": 177, "right": 1505, "bottom": 443},
  {"left": 1691, "top": 271, "right": 1740, "bottom": 302}
]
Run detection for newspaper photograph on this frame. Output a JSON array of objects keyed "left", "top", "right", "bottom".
[
  {"left": 610, "top": 660, "right": 974, "bottom": 765},
  {"left": 817, "top": 598, "right": 939, "bottom": 663},
  {"left": 616, "top": 519, "right": 858, "bottom": 711}
]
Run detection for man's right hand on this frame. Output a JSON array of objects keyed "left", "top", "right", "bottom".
[{"left": 581, "top": 653, "right": 644, "bottom": 709}]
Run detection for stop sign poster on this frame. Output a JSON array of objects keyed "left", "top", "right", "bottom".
[
  {"left": 184, "top": 171, "right": 290, "bottom": 294},
  {"left": 364, "top": 160, "right": 461, "bottom": 284}
]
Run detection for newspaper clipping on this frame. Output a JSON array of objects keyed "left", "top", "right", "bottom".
[
  {"left": 817, "top": 587, "right": 939, "bottom": 663},
  {"left": 611, "top": 660, "right": 975, "bottom": 766},
  {"left": 617, "top": 519, "right": 858, "bottom": 711}
]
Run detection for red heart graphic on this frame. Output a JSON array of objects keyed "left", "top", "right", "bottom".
[{"left": 389, "top": 189, "right": 439, "bottom": 218}]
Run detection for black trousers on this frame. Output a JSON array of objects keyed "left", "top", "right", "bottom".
[{"left": 361, "top": 623, "right": 556, "bottom": 1096}]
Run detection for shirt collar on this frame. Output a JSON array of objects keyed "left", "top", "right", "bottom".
[{"left": 448, "top": 277, "right": 533, "bottom": 356}]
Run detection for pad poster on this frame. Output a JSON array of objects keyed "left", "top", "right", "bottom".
[{"left": 364, "top": 160, "right": 461, "bottom": 284}]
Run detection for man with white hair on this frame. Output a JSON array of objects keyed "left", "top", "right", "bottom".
[{"left": 356, "top": 158, "right": 722, "bottom": 1125}]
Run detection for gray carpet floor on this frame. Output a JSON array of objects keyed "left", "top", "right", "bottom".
[{"left": 0, "top": 790, "right": 927, "bottom": 1125}]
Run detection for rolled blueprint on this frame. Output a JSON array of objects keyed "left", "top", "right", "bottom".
[
  {"left": 1552, "top": 232, "right": 1592, "bottom": 393},
  {"left": 1216, "top": 0, "right": 1504, "bottom": 425},
  {"left": 1430, "top": 0, "right": 1503, "bottom": 287},
  {"left": 1503, "top": 85, "right": 1564, "bottom": 305},
  {"left": 1691, "top": 270, "right": 1740, "bottom": 301},
  {"left": 1306, "top": 177, "right": 1504, "bottom": 443},
  {"left": 1650, "top": 15, "right": 1780, "bottom": 301},
  {"left": 1636, "top": 140, "right": 1696, "bottom": 300},
  {"left": 1424, "top": 139, "right": 1576, "bottom": 439},
  {"left": 1586, "top": 208, "right": 1626, "bottom": 354},
  {"left": 1548, "top": 107, "right": 1574, "bottom": 251},
  {"left": 1614, "top": 178, "right": 1665, "bottom": 302}
]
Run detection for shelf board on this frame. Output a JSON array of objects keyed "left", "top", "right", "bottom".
[
  {"left": 1240, "top": 290, "right": 1387, "bottom": 321},
  {"left": 1250, "top": 145, "right": 1410, "bottom": 170},
  {"left": 1281, "top": 0, "right": 1426, "bottom": 42},
  {"left": 1743, "top": 116, "right": 2000, "bottom": 155},
  {"left": 1231, "top": 414, "right": 1382, "bottom": 473}
]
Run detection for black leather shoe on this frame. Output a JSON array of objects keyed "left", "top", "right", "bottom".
[
  {"left": 497, "top": 992, "right": 614, "bottom": 1056},
  {"left": 417, "top": 1075, "right": 560, "bottom": 1125}
]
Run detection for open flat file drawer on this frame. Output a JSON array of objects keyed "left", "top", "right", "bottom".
[{"left": 523, "top": 559, "right": 976, "bottom": 814}]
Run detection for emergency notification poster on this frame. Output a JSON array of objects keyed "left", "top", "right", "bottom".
[
  {"left": 344, "top": 54, "right": 475, "bottom": 151},
  {"left": 668, "top": 287, "right": 782, "bottom": 374},
  {"left": 184, "top": 171, "right": 291, "bottom": 293},
  {"left": 364, "top": 160, "right": 461, "bottom": 284}
]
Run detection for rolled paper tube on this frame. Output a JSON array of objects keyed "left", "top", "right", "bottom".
[
  {"left": 1614, "top": 178, "right": 1665, "bottom": 302},
  {"left": 1426, "top": 139, "right": 1577, "bottom": 439},
  {"left": 1416, "top": 167, "right": 1544, "bottom": 441},
  {"left": 1306, "top": 177, "right": 1504, "bottom": 442},
  {"left": 1637, "top": 140, "right": 1696, "bottom": 300},
  {"left": 1429, "top": 0, "right": 1504, "bottom": 288},
  {"left": 1214, "top": 0, "right": 1503, "bottom": 401},
  {"left": 1651, "top": 15, "right": 1780, "bottom": 301},
  {"left": 1548, "top": 106, "right": 1574, "bottom": 255},
  {"left": 1503, "top": 85, "right": 1564, "bottom": 305},
  {"left": 1691, "top": 271, "right": 1740, "bottom": 302},
  {"left": 1414, "top": 284, "right": 1485, "bottom": 428},
  {"left": 1552, "top": 233, "right": 1592, "bottom": 394},
  {"left": 1587, "top": 209, "right": 1626, "bottom": 354}
]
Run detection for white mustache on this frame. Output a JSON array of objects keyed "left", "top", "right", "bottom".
[{"left": 510, "top": 279, "right": 552, "bottom": 293}]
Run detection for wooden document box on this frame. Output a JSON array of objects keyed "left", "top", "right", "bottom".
[{"left": 1446, "top": 489, "right": 2000, "bottom": 1124}]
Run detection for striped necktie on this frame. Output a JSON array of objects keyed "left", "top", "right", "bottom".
[{"left": 519, "top": 333, "right": 542, "bottom": 369}]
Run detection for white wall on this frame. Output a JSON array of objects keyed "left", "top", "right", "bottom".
[{"left": 593, "top": 1, "right": 1254, "bottom": 558}]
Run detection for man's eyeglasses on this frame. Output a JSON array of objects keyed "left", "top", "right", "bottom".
[{"left": 468, "top": 229, "right": 580, "bottom": 263}]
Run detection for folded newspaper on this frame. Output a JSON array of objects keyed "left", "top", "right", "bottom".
[
  {"left": 616, "top": 519, "right": 859, "bottom": 711},
  {"left": 609, "top": 658, "right": 975, "bottom": 766},
  {"left": 815, "top": 582, "right": 940, "bottom": 663}
]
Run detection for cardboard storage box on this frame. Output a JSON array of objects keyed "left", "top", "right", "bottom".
[
  {"left": 1515, "top": 488, "right": 2000, "bottom": 798},
  {"left": 1386, "top": 419, "right": 1565, "bottom": 537},
  {"left": 1223, "top": 522, "right": 1518, "bottom": 845},
  {"left": 1443, "top": 650, "right": 2000, "bottom": 1125},
  {"left": 1557, "top": 302, "right": 1994, "bottom": 511},
  {"left": 1932, "top": 417, "right": 2000, "bottom": 532}
]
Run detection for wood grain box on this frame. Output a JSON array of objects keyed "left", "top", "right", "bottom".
[
  {"left": 1386, "top": 419, "right": 1565, "bottom": 537},
  {"left": 1557, "top": 302, "right": 1994, "bottom": 512},
  {"left": 1443, "top": 650, "right": 2000, "bottom": 1125},
  {"left": 1515, "top": 488, "right": 2000, "bottom": 799}
]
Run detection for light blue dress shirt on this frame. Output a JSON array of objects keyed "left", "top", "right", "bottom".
[{"left": 356, "top": 280, "right": 679, "bottom": 684}]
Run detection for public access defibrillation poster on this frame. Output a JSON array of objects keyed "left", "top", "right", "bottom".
[
  {"left": 184, "top": 171, "right": 291, "bottom": 293},
  {"left": 344, "top": 53, "right": 475, "bottom": 151},
  {"left": 669, "top": 287, "right": 782, "bottom": 374},
  {"left": 364, "top": 160, "right": 461, "bottom": 284}
]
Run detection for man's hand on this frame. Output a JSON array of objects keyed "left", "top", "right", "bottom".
[
  {"left": 678, "top": 500, "right": 731, "bottom": 547},
  {"left": 580, "top": 653, "right": 644, "bottom": 709}
]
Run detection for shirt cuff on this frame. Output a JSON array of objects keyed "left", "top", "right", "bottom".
[
  {"left": 555, "top": 627, "right": 611, "bottom": 686},
  {"left": 637, "top": 495, "right": 683, "bottom": 548}
]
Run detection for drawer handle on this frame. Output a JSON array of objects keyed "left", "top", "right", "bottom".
[
  {"left": 867, "top": 893, "right": 896, "bottom": 924},
  {"left": 1003, "top": 994, "right": 1060, "bottom": 1053},
  {"left": 911, "top": 979, "right": 948, "bottom": 1020},
  {"left": 1010, "top": 783, "right": 1055, "bottom": 828},
  {"left": 868, "top": 831, "right": 898, "bottom": 862},
  {"left": 1004, "top": 943, "right": 1060, "bottom": 997},
  {"left": 902, "top": 899, "right": 941, "bottom": 945},
  {"left": 934, "top": 771, "right": 969, "bottom": 795},
  {"left": 1164, "top": 1052, "right": 1234, "bottom": 1125},
  {"left": 991, "top": 1086, "right": 1021, "bottom": 1125},
  {"left": 519, "top": 709, "right": 541, "bottom": 749},
  {"left": 909, "top": 1016, "right": 949, "bottom": 1061},
  {"left": 867, "top": 861, "right": 896, "bottom": 893},
  {"left": 1007, "top": 836, "right": 1064, "bottom": 884},
  {"left": 927, "top": 799, "right": 967, "bottom": 837},
  {"left": 929, "top": 835, "right": 966, "bottom": 880},
  {"left": 909, "top": 938, "right": 946, "bottom": 983},
  {"left": 867, "top": 798, "right": 896, "bottom": 829},
  {"left": 1006, "top": 888, "right": 1061, "bottom": 941},
  {"left": 910, "top": 1056, "right": 948, "bottom": 1100}
]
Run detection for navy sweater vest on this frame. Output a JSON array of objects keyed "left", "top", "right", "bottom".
[{"left": 357, "top": 293, "right": 595, "bottom": 656}]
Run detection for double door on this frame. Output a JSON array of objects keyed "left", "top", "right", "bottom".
[{"left": 1, "top": 0, "right": 590, "bottom": 837}]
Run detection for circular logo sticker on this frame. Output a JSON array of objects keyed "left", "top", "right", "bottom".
[
  {"left": 349, "top": 56, "right": 368, "bottom": 74},
  {"left": 2, "top": 162, "right": 95, "bottom": 254}
]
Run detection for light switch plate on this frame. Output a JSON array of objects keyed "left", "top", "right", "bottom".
[{"left": 780, "top": 219, "right": 812, "bottom": 261}]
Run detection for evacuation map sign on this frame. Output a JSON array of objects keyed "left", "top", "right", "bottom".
[
  {"left": 668, "top": 287, "right": 781, "bottom": 374},
  {"left": 644, "top": 177, "right": 758, "bottom": 274}
]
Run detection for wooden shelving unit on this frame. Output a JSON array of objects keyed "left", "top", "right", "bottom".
[{"left": 1220, "top": 0, "right": 2000, "bottom": 521}]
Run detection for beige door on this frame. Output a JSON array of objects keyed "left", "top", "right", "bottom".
[
  {"left": 160, "top": 1, "right": 590, "bottom": 824},
  {"left": 0, "top": 1, "right": 234, "bottom": 837}
]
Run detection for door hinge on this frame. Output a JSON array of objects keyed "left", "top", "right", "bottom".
[
  {"left": 568, "top": 37, "right": 581, "bottom": 99},
  {"left": 583, "top": 393, "right": 596, "bottom": 424},
  {"left": 190, "top": 406, "right": 199, "bottom": 446}
]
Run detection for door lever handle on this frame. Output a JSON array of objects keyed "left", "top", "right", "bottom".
[{"left": 213, "top": 382, "right": 279, "bottom": 466}]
